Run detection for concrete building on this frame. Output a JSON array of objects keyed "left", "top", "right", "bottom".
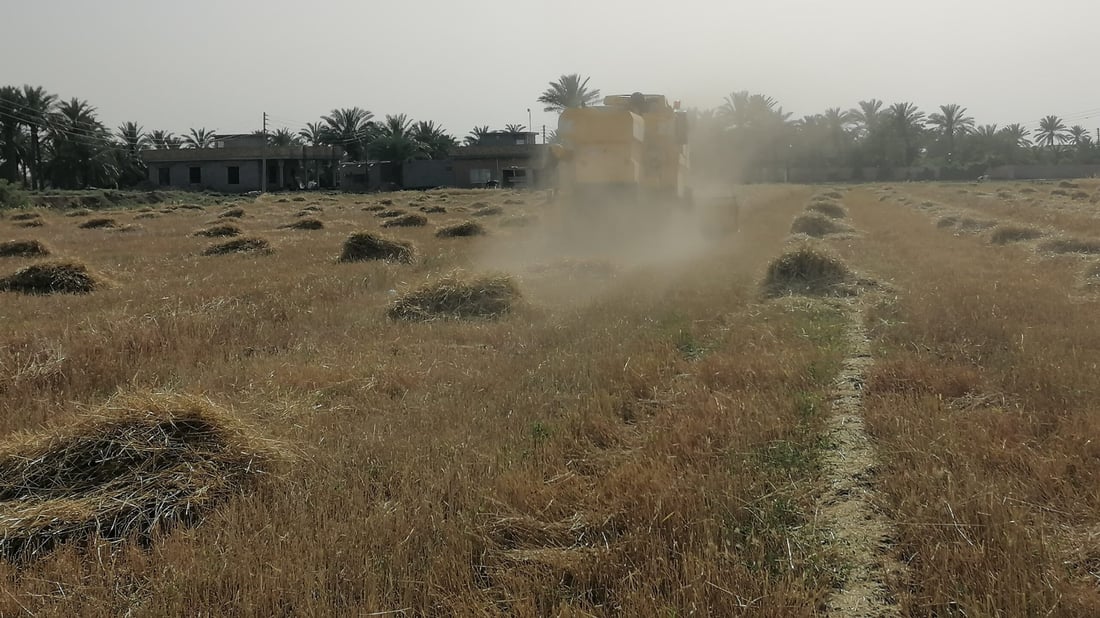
[
  {"left": 450, "top": 143, "right": 548, "bottom": 188},
  {"left": 142, "top": 134, "right": 343, "bottom": 192}
]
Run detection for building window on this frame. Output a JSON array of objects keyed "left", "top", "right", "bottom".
[
  {"left": 227, "top": 166, "right": 240, "bottom": 185},
  {"left": 157, "top": 167, "right": 170, "bottom": 186},
  {"left": 189, "top": 166, "right": 201, "bottom": 184},
  {"left": 470, "top": 169, "right": 491, "bottom": 185}
]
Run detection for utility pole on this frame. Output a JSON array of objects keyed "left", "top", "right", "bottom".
[
  {"left": 527, "top": 108, "right": 532, "bottom": 143},
  {"left": 261, "top": 112, "right": 268, "bottom": 193},
  {"left": 542, "top": 124, "right": 546, "bottom": 144}
]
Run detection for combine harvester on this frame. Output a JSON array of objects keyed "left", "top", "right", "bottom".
[{"left": 547, "top": 92, "right": 737, "bottom": 240}]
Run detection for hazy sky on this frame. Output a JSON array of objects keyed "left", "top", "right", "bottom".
[{"left": 4, "top": 0, "right": 1099, "bottom": 140}]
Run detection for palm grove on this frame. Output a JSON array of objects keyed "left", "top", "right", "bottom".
[{"left": 2, "top": 77, "right": 1097, "bottom": 191}]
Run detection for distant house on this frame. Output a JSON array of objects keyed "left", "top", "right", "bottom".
[
  {"left": 451, "top": 131, "right": 547, "bottom": 188},
  {"left": 142, "top": 134, "right": 343, "bottom": 192}
]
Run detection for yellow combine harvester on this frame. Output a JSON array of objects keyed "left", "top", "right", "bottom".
[{"left": 549, "top": 92, "right": 692, "bottom": 207}]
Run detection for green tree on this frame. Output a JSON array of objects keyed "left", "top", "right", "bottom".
[
  {"left": 298, "top": 122, "right": 326, "bottom": 146},
  {"left": 183, "top": 127, "right": 216, "bottom": 149},
  {"left": 1035, "top": 115, "right": 1068, "bottom": 148},
  {"left": 0, "top": 86, "right": 25, "bottom": 184},
  {"left": 268, "top": 127, "right": 300, "bottom": 147},
  {"left": 45, "top": 98, "right": 118, "bottom": 188},
  {"left": 21, "top": 85, "right": 57, "bottom": 189},
  {"left": 321, "top": 107, "right": 374, "bottom": 160},
  {"left": 927, "top": 104, "right": 974, "bottom": 162},
  {"left": 411, "top": 121, "right": 457, "bottom": 159},
  {"left": 116, "top": 121, "right": 148, "bottom": 187},
  {"left": 368, "top": 114, "right": 425, "bottom": 187},
  {"left": 464, "top": 125, "right": 490, "bottom": 146},
  {"left": 886, "top": 102, "right": 925, "bottom": 166},
  {"left": 149, "top": 130, "right": 181, "bottom": 150},
  {"left": 537, "top": 74, "right": 601, "bottom": 113},
  {"left": 503, "top": 123, "right": 526, "bottom": 133}
]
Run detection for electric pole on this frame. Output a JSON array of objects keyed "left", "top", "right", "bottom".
[{"left": 261, "top": 112, "right": 268, "bottom": 193}]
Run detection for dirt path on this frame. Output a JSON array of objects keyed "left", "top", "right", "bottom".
[{"left": 819, "top": 299, "right": 906, "bottom": 617}]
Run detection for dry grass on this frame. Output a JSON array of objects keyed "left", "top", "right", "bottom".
[
  {"left": 805, "top": 200, "right": 847, "bottom": 219},
  {"left": 0, "top": 260, "right": 101, "bottom": 294},
  {"left": 472, "top": 205, "right": 504, "bottom": 217},
  {"left": 338, "top": 231, "right": 414, "bottom": 263},
  {"left": 380, "top": 212, "right": 428, "bottom": 228},
  {"left": 1038, "top": 237, "right": 1100, "bottom": 255},
  {"left": 192, "top": 223, "right": 242, "bottom": 238},
  {"left": 7, "top": 212, "right": 42, "bottom": 222},
  {"left": 78, "top": 218, "right": 117, "bottom": 229},
  {"left": 218, "top": 207, "right": 245, "bottom": 219},
  {"left": 281, "top": 218, "right": 324, "bottom": 230},
  {"left": 375, "top": 209, "right": 406, "bottom": 219},
  {"left": 387, "top": 271, "right": 520, "bottom": 320},
  {"left": 64, "top": 209, "right": 92, "bottom": 217},
  {"left": 419, "top": 205, "right": 447, "bottom": 214},
  {"left": 0, "top": 392, "right": 281, "bottom": 560},
  {"left": 989, "top": 224, "right": 1043, "bottom": 244},
  {"left": 201, "top": 237, "right": 272, "bottom": 256},
  {"left": 0, "top": 240, "right": 51, "bottom": 258},
  {"left": 435, "top": 220, "right": 485, "bottom": 238},
  {"left": 763, "top": 246, "right": 851, "bottom": 297},
  {"left": 134, "top": 212, "right": 160, "bottom": 220},
  {"left": 6, "top": 185, "right": 1095, "bottom": 615},
  {"left": 500, "top": 214, "right": 538, "bottom": 227},
  {"left": 834, "top": 187, "right": 1100, "bottom": 615},
  {"left": 789, "top": 212, "right": 850, "bottom": 237}
]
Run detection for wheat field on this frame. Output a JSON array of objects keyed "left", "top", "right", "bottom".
[{"left": 0, "top": 181, "right": 1098, "bottom": 616}]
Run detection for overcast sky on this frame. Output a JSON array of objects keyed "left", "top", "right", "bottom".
[{"left": 4, "top": 0, "right": 1099, "bottom": 141}]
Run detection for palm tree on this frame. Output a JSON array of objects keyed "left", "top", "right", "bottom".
[
  {"left": 464, "top": 125, "right": 491, "bottom": 146},
  {"left": 887, "top": 102, "right": 926, "bottom": 166},
  {"left": 298, "top": 121, "right": 326, "bottom": 146},
  {"left": 21, "top": 85, "right": 57, "bottom": 189},
  {"left": 1035, "top": 115, "right": 1069, "bottom": 148},
  {"left": 822, "top": 107, "right": 854, "bottom": 165},
  {"left": 321, "top": 107, "right": 374, "bottom": 160},
  {"left": 183, "top": 127, "right": 216, "bottom": 149},
  {"left": 850, "top": 99, "right": 884, "bottom": 137},
  {"left": 1067, "top": 125, "right": 1091, "bottom": 147},
  {"left": 47, "top": 98, "right": 117, "bottom": 189},
  {"left": 116, "top": 121, "right": 148, "bottom": 187},
  {"left": 149, "top": 130, "right": 181, "bottom": 150},
  {"left": 411, "top": 121, "right": 457, "bottom": 159},
  {"left": 927, "top": 104, "right": 974, "bottom": 162},
  {"left": 268, "top": 127, "right": 300, "bottom": 147},
  {"left": 0, "top": 86, "right": 24, "bottom": 184},
  {"left": 368, "top": 114, "right": 425, "bottom": 187},
  {"left": 537, "top": 74, "right": 601, "bottom": 112},
  {"left": 503, "top": 123, "right": 526, "bottom": 133}
]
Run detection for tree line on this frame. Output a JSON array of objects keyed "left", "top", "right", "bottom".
[
  {"left": 0, "top": 84, "right": 532, "bottom": 190},
  {"left": 536, "top": 74, "right": 1100, "bottom": 181}
]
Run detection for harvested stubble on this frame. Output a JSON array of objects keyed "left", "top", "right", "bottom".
[
  {"left": 0, "top": 240, "right": 50, "bottom": 258},
  {"left": 292, "top": 196, "right": 306, "bottom": 202},
  {"left": 528, "top": 258, "right": 617, "bottom": 278},
  {"left": 820, "top": 190, "right": 844, "bottom": 199},
  {"left": 378, "top": 198, "right": 394, "bottom": 206},
  {"left": 64, "top": 209, "right": 92, "bottom": 217},
  {"left": 1085, "top": 263, "right": 1100, "bottom": 287},
  {"left": 7, "top": 212, "right": 41, "bottom": 222},
  {"left": 435, "top": 220, "right": 485, "bottom": 238},
  {"left": 990, "top": 225, "right": 1043, "bottom": 244},
  {"left": 805, "top": 200, "right": 847, "bottom": 219},
  {"left": 419, "top": 205, "right": 447, "bottom": 214},
  {"left": 201, "top": 237, "right": 272, "bottom": 256},
  {"left": 1039, "top": 237, "right": 1100, "bottom": 255},
  {"left": 177, "top": 204, "right": 205, "bottom": 210},
  {"left": 789, "top": 212, "right": 849, "bottom": 237},
  {"left": 472, "top": 205, "right": 504, "bottom": 217},
  {"left": 388, "top": 272, "right": 519, "bottom": 320},
  {"left": 503, "top": 198, "right": 524, "bottom": 205},
  {"left": 219, "top": 207, "right": 245, "bottom": 219},
  {"left": 281, "top": 218, "right": 324, "bottom": 230},
  {"left": 763, "top": 246, "right": 850, "bottom": 297},
  {"left": 1051, "top": 189, "right": 1069, "bottom": 197},
  {"left": 381, "top": 213, "right": 428, "bottom": 228},
  {"left": 0, "top": 260, "right": 101, "bottom": 294},
  {"left": 937, "top": 215, "right": 959, "bottom": 228},
  {"left": 1058, "top": 180, "right": 1079, "bottom": 189},
  {"left": 1071, "top": 191, "right": 1090, "bottom": 200},
  {"left": 0, "top": 392, "right": 281, "bottom": 560},
  {"left": 78, "top": 218, "right": 117, "bottom": 229},
  {"left": 338, "top": 232, "right": 414, "bottom": 263},
  {"left": 14, "top": 220, "right": 44, "bottom": 228},
  {"left": 134, "top": 212, "right": 160, "bottom": 220},
  {"left": 956, "top": 218, "right": 996, "bottom": 233},
  {"left": 300, "top": 205, "right": 322, "bottom": 212},
  {"left": 362, "top": 205, "right": 386, "bottom": 212},
  {"left": 376, "top": 209, "right": 407, "bottom": 219},
  {"left": 1019, "top": 186, "right": 1037, "bottom": 193},
  {"left": 500, "top": 214, "right": 537, "bottom": 227},
  {"left": 193, "top": 223, "right": 242, "bottom": 238}
]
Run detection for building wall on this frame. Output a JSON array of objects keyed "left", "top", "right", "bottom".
[
  {"left": 148, "top": 160, "right": 263, "bottom": 192},
  {"left": 451, "top": 156, "right": 536, "bottom": 188},
  {"left": 403, "top": 160, "right": 454, "bottom": 189}
]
